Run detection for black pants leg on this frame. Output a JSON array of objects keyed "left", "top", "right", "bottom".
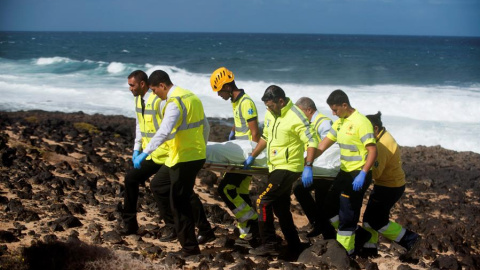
[
  {"left": 151, "top": 159, "right": 206, "bottom": 252},
  {"left": 323, "top": 170, "right": 372, "bottom": 231},
  {"left": 363, "top": 185, "right": 405, "bottom": 230},
  {"left": 150, "top": 165, "right": 175, "bottom": 228},
  {"left": 123, "top": 159, "right": 162, "bottom": 224},
  {"left": 293, "top": 178, "right": 332, "bottom": 225},
  {"left": 257, "top": 169, "right": 301, "bottom": 248},
  {"left": 190, "top": 192, "right": 213, "bottom": 235},
  {"left": 150, "top": 162, "right": 213, "bottom": 233}
]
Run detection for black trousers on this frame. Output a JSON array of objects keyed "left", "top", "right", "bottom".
[
  {"left": 150, "top": 159, "right": 208, "bottom": 252},
  {"left": 293, "top": 178, "right": 333, "bottom": 225},
  {"left": 323, "top": 170, "right": 372, "bottom": 232},
  {"left": 363, "top": 184, "right": 405, "bottom": 230},
  {"left": 123, "top": 159, "right": 162, "bottom": 223},
  {"left": 257, "top": 169, "right": 301, "bottom": 248}
]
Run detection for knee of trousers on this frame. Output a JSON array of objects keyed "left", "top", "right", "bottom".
[{"left": 124, "top": 173, "right": 140, "bottom": 187}]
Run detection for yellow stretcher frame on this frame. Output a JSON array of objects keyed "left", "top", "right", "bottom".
[{"left": 203, "top": 162, "right": 336, "bottom": 180}]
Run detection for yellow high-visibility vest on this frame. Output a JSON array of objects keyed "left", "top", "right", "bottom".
[
  {"left": 162, "top": 87, "right": 206, "bottom": 167},
  {"left": 262, "top": 99, "right": 318, "bottom": 173},
  {"left": 136, "top": 94, "right": 168, "bottom": 164},
  {"left": 326, "top": 110, "right": 376, "bottom": 172},
  {"left": 232, "top": 92, "right": 258, "bottom": 141}
]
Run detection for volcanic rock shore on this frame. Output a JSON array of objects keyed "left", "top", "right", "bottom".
[{"left": 0, "top": 110, "right": 479, "bottom": 270}]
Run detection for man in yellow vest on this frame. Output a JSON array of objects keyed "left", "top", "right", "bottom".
[
  {"left": 315, "top": 89, "right": 377, "bottom": 257},
  {"left": 293, "top": 97, "right": 335, "bottom": 239},
  {"left": 134, "top": 70, "right": 212, "bottom": 257},
  {"left": 360, "top": 112, "right": 420, "bottom": 258},
  {"left": 210, "top": 67, "right": 260, "bottom": 247},
  {"left": 121, "top": 70, "right": 214, "bottom": 245},
  {"left": 243, "top": 85, "right": 318, "bottom": 258},
  {"left": 120, "top": 70, "right": 170, "bottom": 235}
]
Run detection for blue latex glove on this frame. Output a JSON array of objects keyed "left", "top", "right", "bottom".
[
  {"left": 352, "top": 170, "right": 367, "bottom": 191},
  {"left": 133, "top": 152, "right": 148, "bottom": 169},
  {"left": 132, "top": 150, "right": 140, "bottom": 163},
  {"left": 228, "top": 130, "right": 235, "bottom": 141},
  {"left": 243, "top": 155, "right": 255, "bottom": 169},
  {"left": 302, "top": 166, "right": 313, "bottom": 188}
]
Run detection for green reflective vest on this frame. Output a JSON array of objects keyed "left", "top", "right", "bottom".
[{"left": 262, "top": 99, "right": 318, "bottom": 173}]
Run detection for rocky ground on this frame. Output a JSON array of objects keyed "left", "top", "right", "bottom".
[{"left": 0, "top": 110, "right": 479, "bottom": 270}]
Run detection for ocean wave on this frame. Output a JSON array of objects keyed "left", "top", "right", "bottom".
[
  {"left": 36, "top": 57, "right": 74, "bottom": 65},
  {"left": 107, "top": 62, "right": 126, "bottom": 74}
]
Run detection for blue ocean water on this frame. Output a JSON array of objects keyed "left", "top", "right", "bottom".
[{"left": 1, "top": 32, "right": 479, "bottom": 153}]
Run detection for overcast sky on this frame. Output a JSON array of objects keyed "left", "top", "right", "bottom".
[{"left": 1, "top": 0, "right": 479, "bottom": 36}]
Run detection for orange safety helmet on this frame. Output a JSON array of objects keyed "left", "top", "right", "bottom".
[{"left": 210, "top": 67, "right": 234, "bottom": 92}]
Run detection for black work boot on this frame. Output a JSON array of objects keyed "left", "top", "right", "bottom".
[
  {"left": 398, "top": 229, "right": 421, "bottom": 256},
  {"left": 306, "top": 222, "right": 322, "bottom": 238},
  {"left": 159, "top": 226, "right": 177, "bottom": 242},
  {"left": 119, "top": 212, "right": 138, "bottom": 235},
  {"left": 354, "top": 226, "right": 372, "bottom": 255}
]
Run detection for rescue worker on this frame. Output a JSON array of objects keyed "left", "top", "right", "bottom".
[
  {"left": 360, "top": 111, "right": 421, "bottom": 257},
  {"left": 243, "top": 85, "right": 318, "bottom": 258},
  {"left": 210, "top": 67, "right": 260, "bottom": 246},
  {"left": 134, "top": 70, "right": 214, "bottom": 256},
  {"left": 122, "top": 70, "right": 214, "bottom": 245},
  {"left": 120, "top": 70, "right": 169, "bottom": 235},
  {"left": 292, "top": 97, "right": 335, "bottom": 238},
  {"left": 314, "top": 89, "right": 377, "bottom": 257}
]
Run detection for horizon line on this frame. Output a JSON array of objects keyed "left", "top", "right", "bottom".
[{"left": 1, "top": 30, "right": 479, "bottom": 39}]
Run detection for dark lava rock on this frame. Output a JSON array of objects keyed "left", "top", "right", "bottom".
[
  {"left": 102, "top": 231, "right": 123, "bottom": 244},
  {"left": 431, "top": 254, "right": 462, "bottom": 270},
  {"left": 204, "top": 204, "right": 234, "bottom": 224},
  {"left": 231, "top": 258, "right": 257, "bottom": 270},
  {"left": 145, "top": 245, "right": 162, "bottom": 255},
  {"left": 198, "top": 169, "right": 218, "bottom": 188},
  {"left": 54, "top": 215, "right": 83, "bottom": 230},
  {"left": 0, "top": 231, "right": 19, "bottom": 243},
  {"left": 297, "top": 239, "right": 351, "bottom": 269},
  {"left": 6, "top": 198, "right": 24, "bottom": 213},
  {"left": 164, "top": 253, "right": 186, "bottom": 268},
  {"left": 16, "top": 210, "right": 40, "bottom": 222}
]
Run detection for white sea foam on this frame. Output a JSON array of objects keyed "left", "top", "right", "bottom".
[
  {"left": 1, "top": 59, "right": 479, "bottom": 154},
  {"left": 36, "top": 57, "right": 73, "bottom": 65},
  {"left": 107, "top": 62, "right": 126, "bottom": 74}
]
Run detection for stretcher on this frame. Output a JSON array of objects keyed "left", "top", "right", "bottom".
[{"left": 204, "top": 140, "right": 340, "bottom": 179}]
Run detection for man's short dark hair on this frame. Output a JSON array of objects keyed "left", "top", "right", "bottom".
[
  {"left": 295, "top": 97, "right": 317, "bottom": 111},
  {"left": 128, "top": 70, "right": 148, "bottom": 84},
  {"left": 366, "top": 111, "right": 383, "bottom": 129},
  {"left": 262, "top": 85, "right": 286, "bottom": 103},
  {"left": 148, "top": 70, "right": 173, "bottom": 87},
  {"left": 326, "top": 89, "right": 351, "bottom": 106}
]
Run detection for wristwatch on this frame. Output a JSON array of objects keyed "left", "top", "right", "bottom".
[{"left": 305, "top": 161, "right": 313, "bottom": 167}]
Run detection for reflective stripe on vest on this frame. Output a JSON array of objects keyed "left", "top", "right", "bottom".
[
  {"left": 163, "top": 87, "right": 206, "bottom": 166},
  {"left": 135, "top": 94, "right": 168, "bottom": 164},
  {"left": 165, "top": 95, "right": 204, "bottom": 141},
  {"left": 234, "top": 95, "right": 256, "bottom": 140},
  {"left": 291, "top": 105, "right": 315, "bottom": 143}
]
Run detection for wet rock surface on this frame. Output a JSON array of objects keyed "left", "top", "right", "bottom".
[{"left": 0, "top": 110, "right": 479, "bottom": 269}]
